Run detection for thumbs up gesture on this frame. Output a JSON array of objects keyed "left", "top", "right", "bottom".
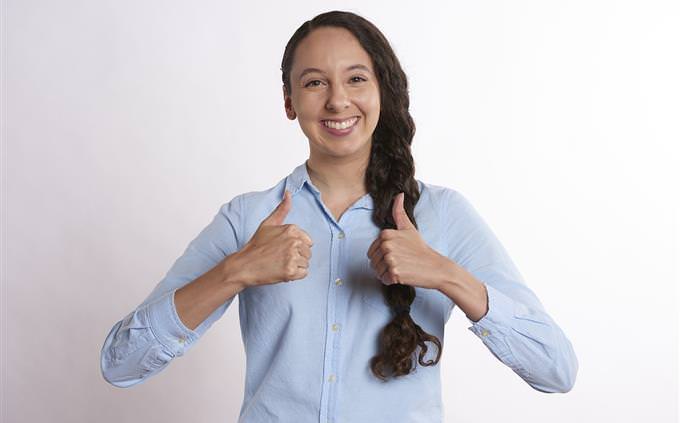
[
  {"left": 366, "top": 192, "right": 451, "bottom": 290},
  {"left": 235, "top": 190, "right": 314, "bottom": 288}
]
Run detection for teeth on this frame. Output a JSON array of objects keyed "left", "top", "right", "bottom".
[{"left": 323, "top": 117, "right": 358, "bottom": 130}]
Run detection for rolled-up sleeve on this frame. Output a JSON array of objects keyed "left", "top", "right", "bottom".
[
  {"left": 442, "top": 188, "right": 578, "bottom": 393},
  {"left": 100, "top": 194, "right": 243, "bottom": 388}
]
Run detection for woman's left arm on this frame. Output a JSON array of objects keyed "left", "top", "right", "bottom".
[{"left": 438, "top": 189, "right": 579, "bottom": 394}]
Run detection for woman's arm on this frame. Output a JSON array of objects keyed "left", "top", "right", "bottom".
[
  {"left": 174, "top": 253, "right": 247, "bottom": 331},
  {"left": 435, "top": 258, "right": 489, "bottom": 322},
  {"left": 100, "top": 195, "right": 244, "bottom": 388},
  {"left": 440, "top": 188, "right": 579, "bottom": 393}
]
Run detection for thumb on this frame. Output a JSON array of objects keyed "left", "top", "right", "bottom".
[
  {"left": 392, "top": 192, "right": 415, "bottom": 230},
  {"left": 261, "top": 189, "right": 292, "bottom": 226}
]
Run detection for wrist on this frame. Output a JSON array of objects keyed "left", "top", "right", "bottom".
[
  {"left": 220, "top": 251, "right": 251, "bottom": 291},
  {"left": 436, "top": 258, "right": 489, "bottom": 322},
  {"left": 434, "top": 255, "right": 462, "bottom": 292}
]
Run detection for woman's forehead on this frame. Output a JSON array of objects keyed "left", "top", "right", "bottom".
[{"left": 292, "top": 27, "right": 374, "bottom": 76}]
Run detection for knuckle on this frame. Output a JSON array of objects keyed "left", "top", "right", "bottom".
[{"left": 285, "top": 266, "right": 296, "bottom": 279}]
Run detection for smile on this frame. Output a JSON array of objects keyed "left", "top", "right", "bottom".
[
  {"left": 321, "top": 117, "right": 359, "bottom": 129},
  {"left": 319, "top": 117, "right": 360, "bottom": 137}
]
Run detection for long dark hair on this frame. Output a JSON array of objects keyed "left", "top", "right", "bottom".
[{"left": 280, "top": 10, "right": 442, "bottom": 381}]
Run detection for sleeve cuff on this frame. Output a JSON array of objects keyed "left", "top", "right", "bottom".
[
  {"left": 145, "top": 289, "right": 200, "bottom": 357},
  {"left": 467, "top": 282, "right": 516, "bottom": 338},
  {"left": 466, "top": 282, "right": 525, "bottom": 369}
]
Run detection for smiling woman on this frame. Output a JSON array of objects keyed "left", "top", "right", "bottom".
[
  {"left": 100, "top": 9, "right": 579, "bottom": 423},
  {"left": 280, "top": 14, "right": 445, "bottom": 381},
  {"left": 283, "top": 25, "right": 381, "bottom": 161}
]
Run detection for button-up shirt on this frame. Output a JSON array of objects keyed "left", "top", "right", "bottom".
[{"left": 101, "top": 160, "right": 578, "bottom": 422}]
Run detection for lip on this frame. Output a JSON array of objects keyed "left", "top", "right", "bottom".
[{"left": 319, "top": 116, "right": 360, "bottom": 137}]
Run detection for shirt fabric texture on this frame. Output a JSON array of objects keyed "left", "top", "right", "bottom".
[{"left": 101, "top": 160, "right": 579, "bottom": 422}]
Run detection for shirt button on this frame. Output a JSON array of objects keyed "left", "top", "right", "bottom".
[
  {"left": 481, "top": 330, "right": 489, "bottom": 337},
  {"left": 331, "top": 323, "right": 340, "bottom": 332},
  {"left": 178, "top": 336, "right": 186, "bottom": 344},
  {"left": 338, "top": 232, "right": 345, "bottom": 239},
  {"left": 328, "top": 374, "right": 336, "bottom": 383},
  {"left": 335, "top": 278, "right": 343, "bottom": 286}
]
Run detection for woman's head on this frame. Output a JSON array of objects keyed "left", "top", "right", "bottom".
[
  {"left": 281, "top": 11, "right": 414, "bottom": 164},
  {"left": 281, "top": 11, "right": 442, "bottom": 381},
  {"left": 282, "top": 26, "right": 380, "bottom": 161}
]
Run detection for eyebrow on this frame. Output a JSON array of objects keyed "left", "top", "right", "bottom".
[{"left": 298, "top": 64, "right": 371, "bottom": 81}]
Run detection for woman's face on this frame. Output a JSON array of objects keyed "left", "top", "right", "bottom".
[{"left": 284, "top": 26, "right": 381, "bottom": 161}]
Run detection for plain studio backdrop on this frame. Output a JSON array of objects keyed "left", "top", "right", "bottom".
[{"left": 2, "top": 0, "right": 678, "bottom": 422}]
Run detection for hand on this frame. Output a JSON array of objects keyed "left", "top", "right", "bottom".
[
  {"left": 234, "top": 190, "right": 314, "bottom": 288},
  {"left": 366, "top": 192, "right": 452, "bottom": 290}
]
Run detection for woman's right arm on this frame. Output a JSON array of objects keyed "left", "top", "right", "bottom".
[
  {"left": 173, "top": 253, "right": 247, "bottom": 331},
  {"left": 100, "top": 189, "right": 311, "bottom": 388},
  {"left": 100, "top": 195, "right": 245, "bottom": 388}
]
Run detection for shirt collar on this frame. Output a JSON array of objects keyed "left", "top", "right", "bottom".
[{"left": 285, "top": 160, "right": 374, "bottom": 211}]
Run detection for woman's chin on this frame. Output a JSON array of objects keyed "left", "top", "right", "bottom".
[{"left": 313, "top": 139, "right": 370, "bottom": 158}]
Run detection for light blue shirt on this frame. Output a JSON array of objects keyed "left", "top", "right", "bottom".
[{"left": 101, "top": 160, "right": 578, "bottom": 422}]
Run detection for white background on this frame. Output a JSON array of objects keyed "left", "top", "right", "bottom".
[{"left": 2, "top": 1, "right": 678, "bottom": 422}]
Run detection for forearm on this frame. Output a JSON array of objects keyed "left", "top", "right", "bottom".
[
  {"left": 174, "top": 252, "right": 248, "bottom": 331},
  {"left": 436, "top": 259, "right": 489, "bottom": 322},
  {"left": 436, "top": 259, "right": 578, "bottom": 392}
]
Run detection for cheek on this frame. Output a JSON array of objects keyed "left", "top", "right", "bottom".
[
  {"left": 356, "top": 91, "right": 381, "bottom": 116},
  {"left": 293, "top": 94, "right": 321, "bottom": 120}
]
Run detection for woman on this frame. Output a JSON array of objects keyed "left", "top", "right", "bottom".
[{"left": 101, "top": 10, "right": 578, "bottom": 422}]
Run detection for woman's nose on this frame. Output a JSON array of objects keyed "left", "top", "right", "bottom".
[{"left": 325, "top": 85, "right": 350, "bottom": 111}]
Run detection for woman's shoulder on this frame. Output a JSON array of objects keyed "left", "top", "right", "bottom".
[
  {"left": 221, "top": 176, "right": 288, "bottom": 215},
  {"left": 417, "top": 179, "right": 469, "bottom": 209}
]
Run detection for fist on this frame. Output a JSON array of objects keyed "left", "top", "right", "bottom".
[
  {"left": 366, "top": 192, "right": 450, "bottom": 290},
  {"left": 236, "top": 190, "right": 314, "bottom": 288}
]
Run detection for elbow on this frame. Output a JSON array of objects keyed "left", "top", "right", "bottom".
[
  {"left": 100, "top": 352, "right": 142, "bottom": 389},
  {"left": 554, "top": 338, "right": 579, "bottom": 393},
  {"left": 100, "top": 343, "right": 174, "bottom": 389},
  {"left": 556, "top": 352, "right": 579, "bottom": 393},
  {"left": 530, "top": 351, "right": 579, "bottom": 393},
  {"left": 101, "top": 369, "right": 136, "bottom": 389},
  {"left": 548, "top": 363, "right": 577, "bottom": 393}
]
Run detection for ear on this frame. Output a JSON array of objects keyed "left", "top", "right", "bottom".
[{"left": 283, "top": 85, "right": 296, "bottom": 120}]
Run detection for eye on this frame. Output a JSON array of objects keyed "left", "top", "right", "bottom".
[
  {"left": 304, "top": 80, "right": 324, "bottom": 88},
  {"left": 350, "top": 76, "right": 367, "bottom": 83}
]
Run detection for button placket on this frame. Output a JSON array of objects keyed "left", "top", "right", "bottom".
[{"left": 320, "top": 227, "right": 347, "bottom": 423}]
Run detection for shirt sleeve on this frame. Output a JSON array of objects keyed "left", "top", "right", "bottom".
[
  {"left": 441, "top": 188, "right": 578, "bottom": 393},
  {"left": 100, "top": 194, "right": 244, "bottom": 388}
]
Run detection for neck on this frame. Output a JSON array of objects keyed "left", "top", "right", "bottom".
[{"left": 305, "top": 154, "right": 369, "bottom": 197}]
